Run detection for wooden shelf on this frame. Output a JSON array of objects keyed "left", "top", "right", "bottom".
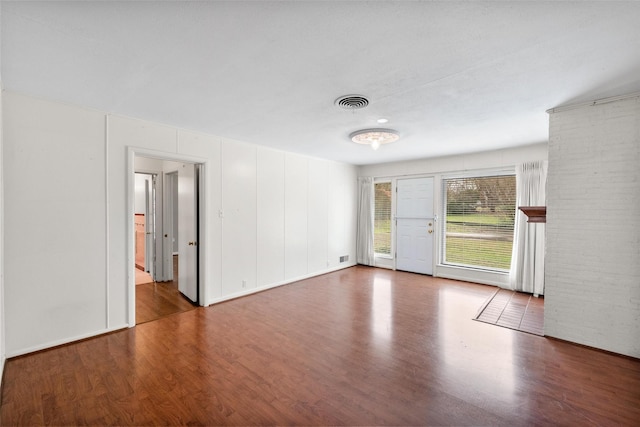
[{"left": 519, "top": 206, "right": 546, "bottom": 223}]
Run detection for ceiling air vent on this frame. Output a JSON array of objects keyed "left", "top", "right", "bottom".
[{"left": 334, "top": 94, "right": 369, "bottom": 110}]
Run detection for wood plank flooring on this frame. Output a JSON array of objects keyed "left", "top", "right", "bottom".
[
  {"left": 135, "top": 281, "right": 196, "bottom": 324},
  {"left": 2, "top": 266, "right": 639, "bottom": 425},
  {"left": 136, "top": 255, "right": 196, "bottom": 324}
]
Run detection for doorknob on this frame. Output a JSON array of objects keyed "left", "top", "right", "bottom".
[
  {"left": 188, "top": 241, "right": 197, "bottom": 246},
  {"left": 428, "top": 230, "right": 433, "bottom": 234}
]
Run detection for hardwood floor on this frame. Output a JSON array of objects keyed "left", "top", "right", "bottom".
[
  {"left": 2, "top": 266, "right": 639, "bottom": 425},
  {"left": 135, "top": 281, "right": 196, "bottom": 324},
  {"left": 136, "top": 255, "right": 196, "bottom": 324}
]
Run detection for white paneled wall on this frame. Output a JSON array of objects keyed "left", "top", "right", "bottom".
[
  {"left": 308, "top": 160, "right": 329, "bottom": 274},
  {"left": 2, "top": 92, "right": 357, "bottom": 356},
  {"left": 284, "top": 154, "right": 309, "bottom": 279},
  {"left": 257, "top": 148, "right": 285, "bottom": 287},
  {"left": 222, "top": 141, "right": 258, "bottom": 295},
  {"left": 546, "top": 95, "right": 640, "bottom": 358},
  {"left": 328, "top": 162, "right": 357, "bottom": 266},
  {"left": 4, "top": 93, "right": 108, "bottom": 354},
  {"left": 0, "top": 84, "right": 5, "bottom": 376}
]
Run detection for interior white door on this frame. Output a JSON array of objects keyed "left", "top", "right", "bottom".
[
  {"left": 163, "top": 172, "right": 177, "bottom": 282},
  {"left": 144, "top": 176, "right": 155, "bottom": 279},
  {"left": 178, "top": 163, "right": 198, "bottom": 303},
  {"left": 396, "top": 177, "right": 434, "bottom": 275}
]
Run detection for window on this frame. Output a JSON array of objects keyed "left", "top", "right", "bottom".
[
  {"left": 374, "top": 182, "right": 392, "bottom": 255},
  {"left": 442, "top": 174, "right": 516, "bottom": 271}
]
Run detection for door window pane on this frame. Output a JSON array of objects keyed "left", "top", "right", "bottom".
[{"left": 374, "top": 182, "right": 392, "bottom": 255}]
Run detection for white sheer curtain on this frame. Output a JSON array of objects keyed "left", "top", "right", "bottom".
[
  {"left": 509, "top": 161, "right": 548, "bottom": 295},
  {"left": 356, "top": 177, "right": 375, "bottom": 266}
]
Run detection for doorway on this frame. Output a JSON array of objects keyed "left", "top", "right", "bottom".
[
  {"left": 130, "top": 153, "right": 205, "bottom": 325},
  {"left": 396, "top": 177, "right": 435, "bottom": 275}
]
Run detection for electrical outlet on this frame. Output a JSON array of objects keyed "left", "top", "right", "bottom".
[{"left": 242, "top": 280, "right": 247, "bottom": 288}]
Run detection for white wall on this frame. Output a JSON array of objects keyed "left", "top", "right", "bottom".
[
  {"left": 0, "top": 91, "right": 4, "bottom": 379},
  {"left": 308, "top": 159, "right": 329, "bottom": 273},
  {"left": 329, "top": 161, "right": 357, "bottom": 266},
  {"left": 0, "top": 30, "right": 5, "bottom": 377},
  {"left": 284, "top": 153, "right": 308, "bottom": 278},
  {"left": 4, "top": 93, "right": 108, "bottom": 354},
  {"left": 3, "top": 92, "right": 357, "bottom": 356},
  {"left": 545, "top": 95, "right": 640, "bottom": 358},
  {"left": 257, "top": 147, "right": 285, "bottom": 287},
  {"left": 359, "top": 143, "right": 548, "bottom": 178},
  {"left": 359, "top": 143, "right": 548, "bottom": 286},
  {"left": 221, "top": 141, "right": 257, "bottom": 296}
]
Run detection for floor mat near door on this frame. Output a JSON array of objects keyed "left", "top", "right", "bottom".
[{"left": 474, "top": 288, "right": 544, "bottom": 336}]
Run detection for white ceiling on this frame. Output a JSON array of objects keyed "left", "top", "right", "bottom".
[{"left": 2, "top": 1, "right": 640, "bottom": 165}]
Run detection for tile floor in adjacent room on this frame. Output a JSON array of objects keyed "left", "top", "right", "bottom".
[{"left": 135, "top": 267, "right": 154, "bottom": 285}]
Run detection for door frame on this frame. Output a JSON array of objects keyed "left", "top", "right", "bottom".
[{"left": 126, "top": 147, "right": 209, "bottom": 327}]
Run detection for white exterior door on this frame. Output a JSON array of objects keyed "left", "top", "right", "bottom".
[
  {"left": 396, "top": 177, "right": 435, "bottom": 275},
  {"left": 178, "top": 163, "right": 198, "bottom": 303}
]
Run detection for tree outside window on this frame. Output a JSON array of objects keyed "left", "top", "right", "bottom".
[{"left": 443, "top": 175, "right": 516, "bottom": 271}]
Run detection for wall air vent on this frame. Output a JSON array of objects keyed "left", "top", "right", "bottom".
[{"left": 334, "top": 95, "right": 369, "bottom": 110}]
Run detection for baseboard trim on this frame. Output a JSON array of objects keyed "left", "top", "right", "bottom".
[
  {"left": 6, "top": 324, "right": 129, "bottom": 358},
  {"left": 435, "top": 264, "right": 509, "bottom": 288},
  {"left": 206, "top": 262, "right": 357, "bottom": 306},
  {"left": 545, "top": 335, "right": 640, "bottom": 361}
]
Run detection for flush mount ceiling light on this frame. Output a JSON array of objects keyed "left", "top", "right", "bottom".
[{"left": 350, "top": 128, "right": 400, "bottom": 151}]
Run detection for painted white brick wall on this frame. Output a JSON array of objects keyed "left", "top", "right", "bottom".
[{"left": 545, "top": 96, "right": 640, "bottom": 358}]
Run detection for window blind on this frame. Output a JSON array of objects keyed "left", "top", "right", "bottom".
[
  {"left": 441, "top": 175, "right": 516, "bottom": 271},
  {"left": 374, "top": 182, "right": 392, "bottom": 255}
]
